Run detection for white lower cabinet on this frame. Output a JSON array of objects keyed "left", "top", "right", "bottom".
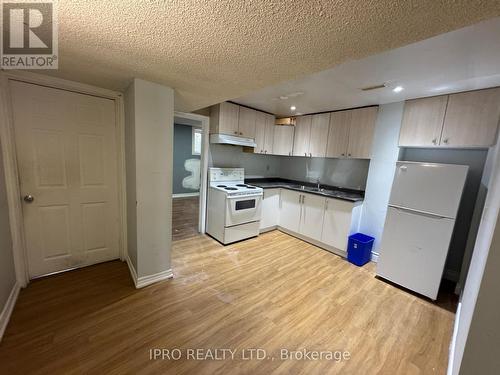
[
  {"left": 300, "top": 193, "right": 326, "bottom": 241},
  {"left": 262, "top": 188, "right": 360, "bottom": 256},
  {"left": 278, "top": 189, "right": 302, "bottom": 232},
  {"left": 321, "top": 198, "right": 356, "bottom": 252},
  {"left": 260, "top": 188, "right": 280, "bottom": 231}
]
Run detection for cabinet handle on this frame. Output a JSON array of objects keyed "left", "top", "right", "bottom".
[
  {"left": 325, "top": 200, "right": 328, "bottom": 210},
  {"left": 289, "top": 151, "right": 291, "bottom": 156},
  {"left": 341, "top": 153, "right": 345, "bottom": 156},
  {"left": 304, "top": 152, "right": 307, "bottom": 157},
  {"left": 348, "top": 153, "right": 351, "bottom": 157},
  {"left": 443, "top": 138, "right": 449, "bottom": 144},
  {"left": 432, "top": 138, "right": 437, "bottom": 145},
  {"left": 234, "top": 131, "right": 238, "bottom": 134},
  {"left": 309, "top": 153, "right": 312, "bottom": 157},
  {"left": 240, "top": 132, "right": 243, "bottom": 135}
]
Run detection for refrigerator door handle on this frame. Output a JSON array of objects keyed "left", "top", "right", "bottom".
[{"left": 389, "top": 204, "right": 452, "bottom": 220}]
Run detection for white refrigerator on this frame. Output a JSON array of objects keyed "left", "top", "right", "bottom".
[{"left": 377, "top": 161, "right": 468, "bottom": 300}]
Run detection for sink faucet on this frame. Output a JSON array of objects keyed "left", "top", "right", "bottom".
[{"left": 316, "top": 178, "right": 321, "bottom": 190}]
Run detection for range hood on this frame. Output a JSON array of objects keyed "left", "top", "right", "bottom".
[{"left": 210, "top": 134, "right": 256, "bottom": 147}]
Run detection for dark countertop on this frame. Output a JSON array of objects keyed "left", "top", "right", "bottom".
[{"left": 245, "top": 177, "right": 365, "bottom": 202}]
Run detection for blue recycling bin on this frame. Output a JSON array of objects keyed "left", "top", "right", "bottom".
[{"left": 347, "top": 233, "right": 374, "bottom": 266}]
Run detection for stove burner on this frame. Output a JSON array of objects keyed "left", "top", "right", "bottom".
[
  {"left": 217, "top": 185, "right": 227, "bottom": 188},
  {"left": 236, "top": 184, "right": 257, "bottom": 189},
  {"left": 224, "top": 187, "right": 238, "bottom": 191},
  {"left": 236, "top": 184, "right": 247, "bottom": 187}
]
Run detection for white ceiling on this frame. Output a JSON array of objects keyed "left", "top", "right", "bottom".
[
  {"left": 41, "top": 2, "right": 500, "bottom": 112},
  {"left": 233, "top": 17, "right": 500, "bottom": 117}
]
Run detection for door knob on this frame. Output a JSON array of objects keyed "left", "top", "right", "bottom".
[{"left": 23, "top": 194, "right": 34, "bottom": 203}]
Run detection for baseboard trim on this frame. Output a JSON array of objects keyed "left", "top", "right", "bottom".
[
  {"left": 278, "top": 228, "right": 347, "bottom": 259},
  {"left": 172, "top": 192, "right": 200, "bottom": 198},
  {"left": 0, "top": 282, "right": 20, "bottom": 341},
  {"left": 125, "top": 255, "right": 138, "bottom": 287},
  {"left": 125, "top": 255, "right": 173, "bottom": 289},
  {"left": 136, "top": 269, "right": 174, "bottom": 288},
  {"left": 259, "top": 225, "right": 278, "bottom": 233}
]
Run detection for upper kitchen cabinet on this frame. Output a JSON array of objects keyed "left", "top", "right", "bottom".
[
  {"left": 441, "top": 87, "right": 500, "bottom": 148},
  {"left": 309, "top": 113, "right": 330, "bottom": 157},
  {"left": 399, "top": 96, "right": 448, "bottom": 147},
  {"left": 238, "top": 106, "right": 256, "bottom": 138},
  {"left": 347, "top": 106, "right": 378, "bottom": 158},
  {"left": 399, "top": 87, "right": 500, "bottom": 148},
  {"left": 254, "top": 111, "right": 275, "bottom": 154},
  {"left": 326, "top": 110, "right": 351, "bottom": 158},
  {"left": 292, "top": 113, "right": 330, "bottom": 157},
  {"left": 292, "top": 115, "right": 312, "bottom": 156},
  {"left": 272, "top": 125, "right": 295, "bottom": 156},
  {"left": 326, "top": 106, "right": 378, "bottom": 159},
  {"left": 210, "top": 102, "right": 239, "bottom": 135}
]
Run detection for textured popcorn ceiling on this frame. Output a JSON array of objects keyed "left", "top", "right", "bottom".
[{"left": 45, "top": 1, "right": 500, "bottom": 111}]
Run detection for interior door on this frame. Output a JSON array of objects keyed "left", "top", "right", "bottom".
[
  {"left": 299, "top": 193, "right": 325, "bottom": 241},
  {"left": 292, "top": 115, "right": 312, "bottom": 156},
  {"left": 279, "top": 189, "right": 301, "bottom": 232},
  {"left": 11, "top": 81, "right": 120, "bottom": 278}
]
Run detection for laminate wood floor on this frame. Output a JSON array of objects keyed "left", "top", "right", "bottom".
[
  {"left": 172, "top": 196, "right": 199, "bottom": 241},
  {"left": 0, "top": 231, "right": 455, "bottom": 374}
]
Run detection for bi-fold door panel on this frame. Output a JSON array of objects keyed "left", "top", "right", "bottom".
[{"left": 10, "top": 80, "right": 120, "bottom": 278}]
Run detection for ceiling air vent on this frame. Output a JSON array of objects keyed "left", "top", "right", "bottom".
[{"left": 361, "top": 83, "right": 387, "bottom": 91}]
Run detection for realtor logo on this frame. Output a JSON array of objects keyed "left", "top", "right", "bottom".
[{"left": 1, "top": 0, "right": 58, "bottom": 69}]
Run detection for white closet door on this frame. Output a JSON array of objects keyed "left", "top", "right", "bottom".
[{"left": 11, "top": 81, "right": 120, "bottom": 278}]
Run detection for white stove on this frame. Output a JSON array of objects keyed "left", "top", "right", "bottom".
[{"left": 206, "top": 168, "right": 263, "bottom": 244}]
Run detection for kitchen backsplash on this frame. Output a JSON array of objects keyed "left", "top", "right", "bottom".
[
  {"left": 209, "top": 144, "right": 370, "bottom": 190},
  {"left": 279, "top": 156, "right": 370, "bottom": 190}
]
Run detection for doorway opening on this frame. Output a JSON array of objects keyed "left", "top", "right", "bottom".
[{"left": 172, "top": 112, "right": 209, "bottom": 242}]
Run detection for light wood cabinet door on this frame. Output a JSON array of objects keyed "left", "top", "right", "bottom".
[
  {"left": 399, "top": 96, "right": 448, "bottom": 147},
  {"left": 272, "top": 125, "right": 295, "bottom": 156},
  {"left": 326, "top": 111, "right": 350, "bottom": 157},
  {"left": 321, "top": 198, "right": 354, "bottom": 253},
  {"left": 279, "top": 189, "right": 302, "bottom": 233},
  {"left": 300, "top": 193, "right": 326, "bottom": 241},
  {"left": 347, "top": 106, "right": 378, "bottom": 159},
  {"left": 309, "top": 113, "right": 330, "bottom": 157},
  {"left": 292, "top": 115, "right": 312, "bottom": 156},
  {"left": 211, "top": 102, "right": 239, "bottom": 135},
  {"left": 238, "top": 106, "right": 256, "bottom": 138},
  {"left": 260, "top": 188, "right": 280, "bottom": 230},
  {"left": 253, "top": 111, "right": 266, "bottom": 154},
  {"left": 263, "top": 113, "right": 275, "bottom": 154},
  {"left": 441, "top": 87, "right": 500, "bottom": 147}
]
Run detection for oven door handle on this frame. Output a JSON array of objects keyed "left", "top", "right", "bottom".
[{"left": 226, "top": 193, "right": 263, "bottom": 199}]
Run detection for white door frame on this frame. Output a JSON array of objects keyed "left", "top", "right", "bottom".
[
  {"left": 0, "top": 70, "right": 127, "bottom": 287},
  {"left": 173, "top": 111, "right": 210, "bottom": 233}
]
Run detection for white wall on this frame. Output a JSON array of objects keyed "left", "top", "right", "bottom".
[
  {"left": 124, "top": 79, "right": 174, "bottom": 278},
  {"left": 0, "top": 141, "right": 16, "bottom": 315},
  {"left": 358, "top": 102, "right": 404, "bottom": 255},
  {"left": 450, "top": 137, "right": 500, "bottom": 374}
]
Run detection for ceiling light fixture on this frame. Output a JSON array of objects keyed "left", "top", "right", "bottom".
[
  {"left": 393, "top": 86, "right": 404, "bottom": 93},
  {"left": 290, "top": 106, "right": 296, "bottom": 111}
]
